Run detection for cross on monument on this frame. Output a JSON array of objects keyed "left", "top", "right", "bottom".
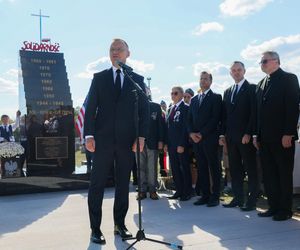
[{"left": 31, "top": 9, "right": 50, "bottom": 44}]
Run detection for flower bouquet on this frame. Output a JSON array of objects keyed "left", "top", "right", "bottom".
[{"left": 0, "top": 142, "right": 25, "bottom": 178}]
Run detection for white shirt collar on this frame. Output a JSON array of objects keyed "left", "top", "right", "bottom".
[
  {"left": 174, "top": 99, "right": 183, "bottom": 109},
  {"left": 112, "top": 65, "right": 125, "bottom": 87},
  {"left": 198, "top": 88, "right": 210, "bottom": 97},
  {"left": 234, "top": 78, "right": 246, "bottom": 89}
]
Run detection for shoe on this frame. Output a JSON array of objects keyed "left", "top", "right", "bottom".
[
  {"left": 240, "top": 205, "right": 256, "bottom": 211},
  {"left": 90, "top": 229, "right": 106, "bottom": 245},
  {"left": 180, "top": 194, "right": 192, "bottom": 201},
  {"left": 222, "top": 198, "right": 243, "bottom": 208},
  {"left": 272, "top": 211, "right": 293, "bottom": 221},
  {"left": 136, "top": 192, "right": 147, "bottom": 200},
  {"left": 257, "top": 209, "right": 277, "bottom": 217},
  {"left": 149, "top": 192, "right": 159, "bottom": 200},
  {"left": 167, "top": 193, "right": 181, "bottom": 200},
  {"left": 207, "top": 198, "right": 220, "bottom": 207},
  {"left": 114, "top": 225, "right": 132, "bottom": 239},
  {"left": 193, "top": 197, "right": 209, "bottom": 206}
]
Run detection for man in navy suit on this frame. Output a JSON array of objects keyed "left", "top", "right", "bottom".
[
  {"left": 254, "top": 51, "right": 300, "bottom": 221},
  {"left": 188, "top": 71, "right": 222, "bottom": 207},
  {"left": 165, "top": 86, "right": 192, "bottom": 201},
  {"left": 84, "top": 39, "right": 149, "bottom": 244},
  {"left": 220, "top": 61, "right": 259, "bottom": 211}
]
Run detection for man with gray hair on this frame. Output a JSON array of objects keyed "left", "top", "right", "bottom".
[{"left": 254, "top": 51, "right": 300, "bottom": 221}]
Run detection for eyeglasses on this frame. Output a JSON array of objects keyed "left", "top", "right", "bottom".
[
  {"left": 260, "top": 58, "right": 277, "bottom": 65},
  {"left": 171, "top": 91, "right": 179, "bottom": 96},
  {"left": 110, "top": 48, "right": 126, "bottom": 53}
]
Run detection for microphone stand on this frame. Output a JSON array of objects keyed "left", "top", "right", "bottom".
[{"left": 122, "top": 67, "right": 182, "bottom": 250}]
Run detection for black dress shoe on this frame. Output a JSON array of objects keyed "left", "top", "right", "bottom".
[
  {"left": 272, "top": 211, "right": 293, "bottom": 221},
  {"left": 222, "top": 199, "right": 243, "bottom": 208},
  {"left": 193, "top": 197, "right": 209, "bottom": 206},
  {"left": 240, "top": 205, "right": 256, "bottom": 211},
  {"left": 114, "top": 225, "right": 133, "bottom": 239},
  {"left": 90, "top": 229, "right": 106, "bottom": 245},
  {"left": 180, "top": 194, "right": 192, "bottom": 201},
  {"left": 257, "top": 209, "right": 277, "bottom": 217},
  {"left": 167, "top": 193, "right": 181, "bottom": 200},
  {"left": 207, "top": 198, "right": 220, "bottom": 207}
]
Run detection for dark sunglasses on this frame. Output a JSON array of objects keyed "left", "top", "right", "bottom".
[
  {"left": 260, "top": 58, "right": 276, "bottom": 65},
  {"left": 171, "top": 91, "right": 179, "bottom": 96}
]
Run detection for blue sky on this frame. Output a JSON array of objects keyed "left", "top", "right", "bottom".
[{"left": 1, "top": 0, "right": 300, "bottom": 118}]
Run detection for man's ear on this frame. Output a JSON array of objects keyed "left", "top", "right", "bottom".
[{"left": 127, "top": 50, "right": 130, "bottom": 58}]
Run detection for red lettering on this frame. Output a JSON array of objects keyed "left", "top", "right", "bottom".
[{"left": 20, "top": 41, "right": 60, "bottom": 52}]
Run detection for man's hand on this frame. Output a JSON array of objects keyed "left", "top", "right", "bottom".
[
  {"left": 190, "top": 132, "right": 202, "bottom": 143},
  {"left": 132, "top": 137, "right": 145, "bottom": 153},
  {"left": 85, "top": 137, "right": 95, "bottom": 152},
  {"left": 282, "top": 135, "right": 293, "bottom": 148},
  {"left": 158, "top": 141, "right": 163, "bottom": 150},
  {"left": 219, "top": 137, "right": 226, "bottom": 146},
  {"left": 242, "top": 134, "right": 251, "bottom": 144},
  {"left": 253, "top": 137, "right": 260, "bottom": 150},
  {"left": 177, "top": 146, "right": 184, "bottom": 154}
]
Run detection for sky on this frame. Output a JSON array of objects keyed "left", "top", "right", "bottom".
[{"left": 1, "top": 0, "right": 300, "bottom": 119}]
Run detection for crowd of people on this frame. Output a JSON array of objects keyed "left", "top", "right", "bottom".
[{"left": 83, "top": 38, "right": 300, "bottom": 245}]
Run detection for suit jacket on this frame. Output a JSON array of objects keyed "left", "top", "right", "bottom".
[
  {"left": 188, "top": 90, "right": 222, "bottom": 141},
  {"left": 145, "top": 102, "right": 164, "bottom": 150},
  {"left": 166, "top": 101, "right": 189, "bottom": 148},
  {"left": 0, "top": 125, "right": 13, "bottom": 142},
  {"left": 221, "top": 80, "right": 256, "bottom": 142},
  {"left": 256, "top": 68, "right": 300, "bottom": 142},
  {"left": 84, "top": 68, "right": 149, "bottom": 149}
]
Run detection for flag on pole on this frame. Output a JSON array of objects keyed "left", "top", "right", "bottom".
[{"left": 75, "top": 96, "right": 88, "bottom": 141}]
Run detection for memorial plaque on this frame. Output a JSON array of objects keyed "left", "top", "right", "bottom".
[
  {"left": 19, "top": 45, "right": 75, "bottom": 176},
  {"left": 36, "top": 137, "right": 68, "bottom": 159}
]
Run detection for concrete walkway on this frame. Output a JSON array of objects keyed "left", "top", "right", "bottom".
[{"left": 0, "top": 187, "right": 300, "bottom": 250}]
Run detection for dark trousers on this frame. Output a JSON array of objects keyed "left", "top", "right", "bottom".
[
  {"left": 168, "top": 146, "right": 192, "bottom": 197},
  {"left": 260, "top": 141, "right": 295, "bottom": 214},
  {"left": 194, "top": 139, "right": 221, "bottom": 199},
  {"left": 88, "top": 147, "right": 134, "bottom": 230},
  {"left": 227, "top": 140, "right": 259, "bottom": 205},
  {"left": 85, "top": 150, "right": 93, "bottom": 171}
]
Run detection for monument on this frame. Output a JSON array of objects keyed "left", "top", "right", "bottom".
[{"left": 18, "top": 42, "right": 75, "bottom": 176}]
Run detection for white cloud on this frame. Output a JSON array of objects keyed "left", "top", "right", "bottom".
[
  {"left": 241, "top": 34, "right": 300, "bottom": 61},
  {"left": 76, "top": 57, "right": 154, "bottom": 79},
  {"left": 126, "top": 58, "right": 155, "bottom": 73},
  {"left": 0, "top": 77, "right": 18, "bottom": 94},
  {"left": 5, "top": 68, "right": 18, "bottom": 77},
  {"left": 192, "top": 22, "right": 224, "bottom": 36},
  {"left": 220, "top": 0, "right": 273, "bottom": 17},
  {"left": 175, "top": 65, "right": 185, "bottom": 70}
]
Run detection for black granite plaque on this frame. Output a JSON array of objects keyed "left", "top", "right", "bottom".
[
  {"left": 18, "top": 50, "right": 75, "bottom": 176},
  {"left": 36, "top": 137, "right": 68, "bottom": 159}
]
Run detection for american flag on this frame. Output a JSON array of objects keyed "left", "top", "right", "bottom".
[{"left": 75, "top": 96, "right": 88, "bottom": 141}]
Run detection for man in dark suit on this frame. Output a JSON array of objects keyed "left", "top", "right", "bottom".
[
  {"left": 220, "top": 61, "right": 259, "bottom": 211},
  {"left": 188, "top": 71, "right": 222, "bottom": 207},
  {"left": 84, "top": 39, "right": 149, "bottom": 244},
  {"left": 137, "top": 96, "right": 164, "bottom": 200},
  {"left": 165, "top": 86, "right": 192, "bottom": 201},
  {"left": 254, "top": 51, "right": 300, "bottom": 221}
]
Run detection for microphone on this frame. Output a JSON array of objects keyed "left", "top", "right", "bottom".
[{"left": 116, "top": 60, "right": 133, "bottom": 72}]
